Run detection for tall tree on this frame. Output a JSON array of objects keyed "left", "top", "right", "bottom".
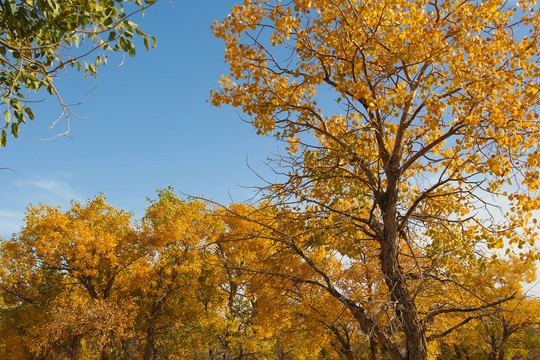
[
  {"left": 140, "top": 188, "right": 225, "bottom": 360},
  {"left": 0, "top": 0, "right": 157, "bottom": 146},
  {"left": 0, "top": 196, "right": 144, "bottom": 359},
  {"left": 211, "top": 1, "right": 540, "bottom": 359},
  {"left": 217, "top": 204, "right": 371, "bottom": 360},
  {"left": 0, "top": 191, "right": 226, "bottom": 360},
  {"left": 434, "top": 259, "right": 540, "bottom": 360},
  {"left": 436, "top": 295, "right": 540, "bottom": 360}
]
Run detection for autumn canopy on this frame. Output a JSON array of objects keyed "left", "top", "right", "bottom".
[
  {"left": 210, "top": 0, "right": 540, "bottom": 359},
  {"left": 1, "top": 0, "right": 540, "bottom": 359}
]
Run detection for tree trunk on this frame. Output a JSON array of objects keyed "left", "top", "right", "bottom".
[
  {"left": 370, "top": 336, "right": 378, "bottom": 360},
  {"left": 100, "top": 348, "right": 109, "bottom": 360},
  {"left": 378, "top": 189, "right": 428, "bottom": 360},
  {"left": 143, "top": 301, "right": 162, "bottom": 360},
  {"left": 328, "top": 324, "right": 355, "bottom": 360}
]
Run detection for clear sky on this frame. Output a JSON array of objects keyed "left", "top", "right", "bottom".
[{"left": 0, "top": 0, "right": 277, "bottom": 237}]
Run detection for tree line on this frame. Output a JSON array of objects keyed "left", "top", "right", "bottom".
[
  {"left": 2, "top": 0, "right": 540, "bottom": 359},
  {"left": 0, "top": 188, "right": 538, "bottom": 359}
]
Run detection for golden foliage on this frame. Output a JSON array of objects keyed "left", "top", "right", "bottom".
[{"left": 211, "top": 1, "right": 540, "bottom": 359}]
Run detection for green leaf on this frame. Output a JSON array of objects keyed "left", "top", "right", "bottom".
[
  {"left": 143, "top": 37, "right": 149, "bottom": 51},
  {"left": 119, "top": 37, "right": 129, "bottom": 52},
  {"left": 126, "top": 20, "right": 139, "bottom": 29},
  {"left": 6, "top": 0, "right": 17, "bottom": 14},
  {"left": 4, "top": 110, "right": 11, "bottom": 124},
  {"left": 1, "top": 129, "right": 7, "bottom": 147},
  {"left": 135, "top": 28, "right": 146, "bottom": 37},
  {"left": 10, "top": 99, "right": 22, "bottom": 111},
  {"left": 10, "top": 122, "right": 18, "bottom": 138},
  {"left": 14, "top": 109, "right": 23, "bottom": 122},
  {"left": 24, "top": 107, "right": 34, "bottom": 121},
  {"left": 0, "top": 0, "right": 155, "bottom": 147}
]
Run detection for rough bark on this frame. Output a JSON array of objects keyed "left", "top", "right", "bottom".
[
  {"left": 377, "top": 184, "right": 428, "bottom": 360},
  {"left": 370, "top": 336, "right": 378, "bottom": 360}
]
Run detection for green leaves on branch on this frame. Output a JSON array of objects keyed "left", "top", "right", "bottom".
[
  {"left": 0, "top": 0, "right": 158, "bottom": 146},
  {"left": 1, "top": 96, "right": 32, "bottom": 145}
]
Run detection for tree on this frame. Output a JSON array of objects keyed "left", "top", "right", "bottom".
[
  {"left": 0, "top": 0, "right": 157, "bottom": 146},
  {"left": 0, "top": 190, "right": 226, "bottom": 360},
  {"left": 217, "top": 203, "right": 372, "bottom": 360},
  {"left": 436, "top": 295, "right": 540, "bottom": 360},
  {"left": 211, "top": 1, "right": 540, "bottom": 359},
  {"left": 0, "top": 195, "right": 144, "bottom": 359},
  {"left": 140, "top": 188, "right": 225, "bottom": 360}
]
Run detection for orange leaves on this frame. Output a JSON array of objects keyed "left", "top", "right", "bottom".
[
  {"left": 46, "top": 297, "right": 137, "bottom": 347},
  {"left": 211, "top": 0, "right": 540, "bottom": 245},
  {"left": 0, "top": 189, "right": 232, "bottom": 359},
  {"left": 211, "top": 1, "right": 540, "bottom": 358},
  {"left": 0, "top": 188, "right": 538, "bottom": 359},
  {"left": 19, "top": 196, "right": 139, "bottom": 295}
]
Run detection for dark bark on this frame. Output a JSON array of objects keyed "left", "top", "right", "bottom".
[
  {"left": 143, "top": 306, "right": 158, "bottom": 360},
  {"left": 143, "top": 267, "right": 179, "bottom": 360},
  {"left": 328, "top": 324, "right": 355, "bottom": 360},
  {"left": 370, "top": 336, "right": 378, "bottom": 360},
  {"left": 376, "top": 185, "right": 428, "bottom": 360},
  {"left": 100, "top": 347, "right": 109, "bottom": 360},
  {"left": 143, "top": 289, "right": 172, "bottom": 360},
  {"left": 341, "top": 298, "right": 404, "bottom": 360}
]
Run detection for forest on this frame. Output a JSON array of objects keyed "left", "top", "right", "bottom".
[{"left": 1, "top": 0, "right": 540, "bottom": 359}]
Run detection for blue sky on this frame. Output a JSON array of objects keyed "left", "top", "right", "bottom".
[{"left": 0, "top": 0, "right": 276, "bottom": 237}]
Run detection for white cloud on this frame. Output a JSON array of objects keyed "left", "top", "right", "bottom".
[
  {"left": 26, "top": 177, "right": 81, "bottom": 204},
  {"left": 0, "top": 209, "right": 25, "bottom": 238},
  {"left": 0, "top": 174, "right": 85, "bottom": 238}
]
